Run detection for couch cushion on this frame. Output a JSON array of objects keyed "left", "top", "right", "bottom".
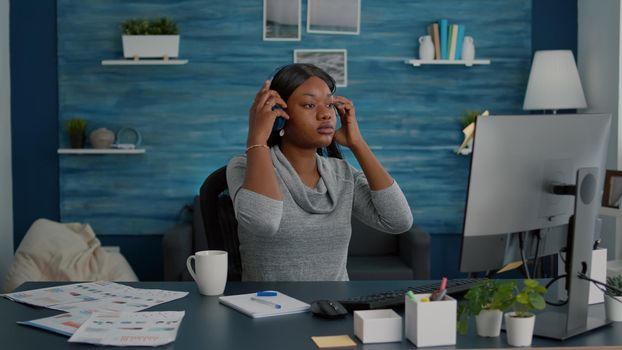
[
  {"left": 2, "top": 219, "right": 138, "bottom": 293},
  {"left": 347, "top": 256, "right": 412, "bottom": 280}
]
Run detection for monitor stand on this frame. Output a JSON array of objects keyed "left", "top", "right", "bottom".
[{"left": 533, "top": 167, "right": 611, "bottom": 340}]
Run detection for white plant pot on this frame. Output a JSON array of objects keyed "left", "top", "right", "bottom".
[
  {"left": 604, "top": 294, "right": 622, "bottom": 321},
  {"left": 475, "top": 309, "right": 502, "bottom": 337},
  {"left": 504, "top": 312, "right": 535, "bottom": 347},
  {"left": 122, "top": 35, "right": 180, "bottom": 59}
]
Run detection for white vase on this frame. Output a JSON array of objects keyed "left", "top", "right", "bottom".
[
  {"left": 462, "top": 36, "right": 475, "bottom": 61},
  {"left": 475, "top": 309, "right": 502, "bottom": 337},
  {"left": 504, "top": 312, "right": 535, "bottom": 347},
  {"left": 418, "top": 35, "right": 435, "bottom": 60},
  {"left": 605, "top": 294, "right": 622, "bottom": 321}
]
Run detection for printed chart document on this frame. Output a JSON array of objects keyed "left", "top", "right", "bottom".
[
  {"left": 68, "top": 311, "right": 185, "bottom": 346},
  {"left": 219, "top": 291, "right": 309, "bottom": 318},
  {"left": 3, "top": 281, "right": 187, "bottom": 336}
]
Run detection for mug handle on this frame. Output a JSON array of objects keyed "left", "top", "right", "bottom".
[{"left": 186, "top": 255, "right": 197, "bottom": 282}]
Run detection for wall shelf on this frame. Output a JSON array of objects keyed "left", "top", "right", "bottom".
[
  {"left": 101, "top": 59, "right": 188, "bottom": 65},
  {"left": 58, "top": 148, "right": 146, "bottom": 155},
  {"left": 405, "top": 59, "right": 491, "bottom": 67}
]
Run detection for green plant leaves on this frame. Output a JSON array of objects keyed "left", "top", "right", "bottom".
[
  {"left": 456, "top": 279, "right": 548, "bottom": 335},
  {"left": 121, "top": 18, "right": 178, "bottom": 35},
  {"left": 64, "top": 118, "right": 87, "bottom": 134},
  {"left": 456, "top": 279, "right": 517, "bottom": 335},
  {"left": 606, "top": 275, "right": 622, "bottom": 297}
]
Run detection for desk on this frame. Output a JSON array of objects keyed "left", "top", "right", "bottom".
[{"left": 1, "top": 281, "right": 621, "bottom": 349}]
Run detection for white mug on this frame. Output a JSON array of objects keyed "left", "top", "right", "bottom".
[{"left": 186, "top": 250, "right": 228, "bottom": 296}]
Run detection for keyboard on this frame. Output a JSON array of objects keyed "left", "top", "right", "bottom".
[{"left": 338, "top": 278, "right": 481, "bottom": 311}]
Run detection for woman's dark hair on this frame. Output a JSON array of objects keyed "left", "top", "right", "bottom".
[{"left": 267, "top": 63, "right": 342, "bottom": 159}]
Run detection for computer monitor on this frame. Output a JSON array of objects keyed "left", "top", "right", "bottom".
[{"left": 459, "top": 113, "right": 611, "bottom": 340}]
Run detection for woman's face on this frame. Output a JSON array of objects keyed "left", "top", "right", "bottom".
[{"left": 282, "top": 76, "right": 337, "bottom": 149}]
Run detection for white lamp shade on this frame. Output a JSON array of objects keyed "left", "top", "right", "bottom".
[{"left": 523, "top": 50, "right": 587, "bottom": 110}]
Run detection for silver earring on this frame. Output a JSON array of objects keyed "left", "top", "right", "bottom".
[{"left": 279, "top": 129, "right": 285, "bottom": 137}]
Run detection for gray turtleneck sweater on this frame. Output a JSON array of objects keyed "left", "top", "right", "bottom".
[{"left": 226, "top": 145, "right": 413, "bottom": 281}]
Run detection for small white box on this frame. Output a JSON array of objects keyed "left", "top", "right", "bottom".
[
  {"left": 405, "top": 293, "right": 456, "bottom": 347},
  {"left": 558, "top": 248, "right": 607, "bottom": 304},
  {"left": 353, "top": 309, "right": 402, "bottom": 344}
]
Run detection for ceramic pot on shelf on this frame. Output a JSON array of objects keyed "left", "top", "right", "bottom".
[
  {"left": 90, "top": 128, "right": 115, "bottom": 149},
  {"left": 419, "top": 35, "right": 435, "bottom": 60},
  {"left": 462, "top": 36, "right": 475, "bottom": 61}
]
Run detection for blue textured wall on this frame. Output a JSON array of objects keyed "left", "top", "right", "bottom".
[
  {"left": 11, "top": 0, "right": 577, "bottom": 280},
  {"left": 57, "top": 0, "right": 531, "bottom": 237}
]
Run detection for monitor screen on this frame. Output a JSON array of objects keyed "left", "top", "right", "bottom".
[{"left": 460, "top": 114, "right": 611, "bottom": 273}]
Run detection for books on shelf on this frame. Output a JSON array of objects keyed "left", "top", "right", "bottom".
[
  {"left": 423, "top": 20, "right": 470, "bottom": 61},
  {"left": 439, "top": 19, "right": 448, "bottom": 60},
  {"left": 432, "top": 23, "right": 440, "bottom": 59},
  {"left": 455, "top": 25, "right": 465, "bottom": 60}
]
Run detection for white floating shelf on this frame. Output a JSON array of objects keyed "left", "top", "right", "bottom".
[
  {"left": 405, "top": 59, "right": 491, "bottom": 67},
  {"left": 101, "top": 59, "right": 188, "bottom": 65},
  {"left": 58, "top": 148, "right": 146, "bottom": 155}
]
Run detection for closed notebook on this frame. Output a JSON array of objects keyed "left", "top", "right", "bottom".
[{"left": 219, "top": 291, "right": 310, "bottom": 318}]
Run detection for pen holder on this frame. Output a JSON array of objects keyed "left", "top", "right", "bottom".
[{"left": 405, "top": 293, "right": 456, "bottom": 347}]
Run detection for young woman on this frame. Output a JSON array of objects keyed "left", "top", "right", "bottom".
[{"left": 227, "top": 64, "right": 413, "bottom": 281}]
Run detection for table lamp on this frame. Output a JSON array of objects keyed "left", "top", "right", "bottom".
[{"left": 523, "top": 50, "right": 587, "bottom": 114}]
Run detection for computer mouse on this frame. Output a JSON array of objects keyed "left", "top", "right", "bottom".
[{"left": 309, "top": 300, "right": 348, "bottom": 319}]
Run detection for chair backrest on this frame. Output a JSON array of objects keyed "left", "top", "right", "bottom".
[
  {"left": 348, "top": 216, "right": 399, "bottom": 256},
  {"left": 199, "top": 166, "right": 243, "bottom": 281}
]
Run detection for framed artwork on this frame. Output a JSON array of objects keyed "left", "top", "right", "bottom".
[
  {"left": 263, "top": 0, "right": 301, "bottom": 41},
  {"left": 293, "top": 49, "right": 347, "bottom": 87},
  {"left": 307, "top": 0, "right": 360, "bottom": 35},
  {"left": 603, "top": 170, "right": 622, "bottom": 208}
]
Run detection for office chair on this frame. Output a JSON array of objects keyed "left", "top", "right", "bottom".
[
  {"left": 198, "top": 165, "right": 430, "bottom": 282},
  {"left": 199, "top": 166, "right": 243, "bottom": 281}
]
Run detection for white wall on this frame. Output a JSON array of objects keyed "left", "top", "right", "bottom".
[
  {"left": 578, "top": 0, "right": 621, "bottom": 170},
  {"left": 578, "top": 0, "right": 622, "bottom": 259},
  {"left": 0, "top": 0, "right": 14, "bottom": 284}
]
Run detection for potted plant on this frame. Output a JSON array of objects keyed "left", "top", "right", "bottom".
[
  {"left": 457, "top": 110, "right": 488, "bottom": 155},
  {"left": 504, "top": 279, "right": 547, "bottom": 347},
  {"left": 64, "top": 118, "right": 88, "bottom": 149},
  {"left": 461, "top": 110, "right": 482, "bottom": 130},
  {"left": 121, "top": 17, "right": 179, "bottom": 59},
  {"left": 604, "top": 275, "right": 622, "bottom": 322},
  {"left": 457, "top": 279, "right": 515, "bottom": 337}
]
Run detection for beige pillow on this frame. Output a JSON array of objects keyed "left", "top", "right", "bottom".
[{"left": 3, "top": 218, "right": 138, "bottom": 293}]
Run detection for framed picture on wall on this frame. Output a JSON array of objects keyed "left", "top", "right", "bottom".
[
  {"left": 307, "top": 0, "right": 360, "bottom": 35},
  {"left": 603, "top": 170, "right": 622, "bottom": 208},
  {"left": 263, "top": 0, "right": 301, "bottom": 41},
  {"left": 293, "top": 49, "right": 347, "bottom": 87}
]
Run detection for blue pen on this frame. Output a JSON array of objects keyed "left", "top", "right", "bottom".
[
  {"left": 256, "top": 291, "right": 277, "bottom": 297},
  {"left": 250, "top": 296, "right": 282, "bottom": 309}
]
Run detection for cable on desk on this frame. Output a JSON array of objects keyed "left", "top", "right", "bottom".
[
  {"left": 532, "top": 231, "right": 542, "bottom": 278},
  {"left": 577, "top": 272, "right": 622, "bottom": 304},
  {"left": 519, "top": 232, "right": 531, "bottom": 280},
  {"left": 545, "top": 274, "right": 568, "bottom": 306}
]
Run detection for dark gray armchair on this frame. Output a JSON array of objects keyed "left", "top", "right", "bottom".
[{"left": 163, "top": 166, "right": 430, "bottom": 281}]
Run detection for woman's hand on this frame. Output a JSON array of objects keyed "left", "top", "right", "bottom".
[
  {"left": 247, "top": 80, "right": 290, "bottom": 146},
  {"left": 332, "top": 96, "right": 365, "bottom": 149}
]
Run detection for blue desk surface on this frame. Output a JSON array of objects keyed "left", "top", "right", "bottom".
[{"left": 1, "top": 281, "right": 620, "bottom": 349}]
